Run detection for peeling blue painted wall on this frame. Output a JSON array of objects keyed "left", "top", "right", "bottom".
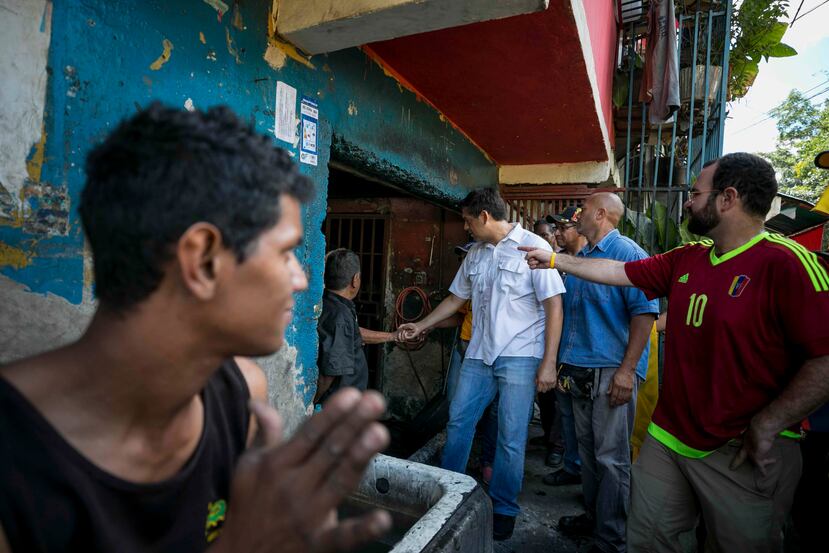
[{"left": 0, "top": 0, "right": 496, "bottom": 410}]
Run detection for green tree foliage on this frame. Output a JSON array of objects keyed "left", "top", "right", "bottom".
[
  {"left": 761, "top": 89, "right": 829, "bottom": 203},
  {"left": 729, "top": 0, "right": 797, "bottom": 100}
]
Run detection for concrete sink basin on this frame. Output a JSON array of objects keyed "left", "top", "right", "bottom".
[{"left": 345, "top": 451, "right": 492, "bottom": 552}]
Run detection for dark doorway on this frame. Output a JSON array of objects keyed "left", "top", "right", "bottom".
[
  {"left": 323, "top": 164, "right": 398, "bottom": 389},
  {"left": 323, "top": 162, "right": 469, "bottom": 459}
]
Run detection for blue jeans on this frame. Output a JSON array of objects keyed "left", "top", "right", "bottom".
[
  {"left": 447, "top": 343, "right": 498, "bottom": 467},
  {"left": 441, "top": 356, "right": 539, "bottom": 516},
  {"left": 556, "top": 389, "right": 582, "bottom": 475}
]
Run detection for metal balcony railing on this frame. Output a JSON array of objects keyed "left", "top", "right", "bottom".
[{"left": 617, "top": 0, "right": 732, "bottom": 254}]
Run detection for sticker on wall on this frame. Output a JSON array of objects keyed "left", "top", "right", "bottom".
[
  {"left": 275, "top": 81, "right": 297, "bottom": 144},
  {"left": 299, "top": 97, "right": 318, "bottom": 166}
]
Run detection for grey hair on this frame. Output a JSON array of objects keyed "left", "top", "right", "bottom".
[{"left": 324, "top": 248, "right": 361, "bottom": 290}]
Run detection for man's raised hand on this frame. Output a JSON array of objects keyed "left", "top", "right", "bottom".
[
  {"left": 517, "top": 246, "right": 553, "bottom": 270},
  {"left": 213, "top": 389, "right": 391, "bottom": 553}
]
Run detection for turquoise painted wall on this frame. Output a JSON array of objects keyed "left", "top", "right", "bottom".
[{"left": 0, "top": 0, "right": 497, "bottom": 406}]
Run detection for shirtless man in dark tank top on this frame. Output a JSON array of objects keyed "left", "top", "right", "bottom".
[{"left": 0, "top": 104, "right": 391, "bottom": 553}]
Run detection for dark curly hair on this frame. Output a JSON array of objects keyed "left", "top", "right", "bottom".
[
  {"left": 80, "top": 102, "right": 314, "bottom": 310},
  {"left": 459, "top": 188, "right": 507, "bottom": 221},
  {"left": 706, "top": 153, "right": 778, "bottom": 218}
]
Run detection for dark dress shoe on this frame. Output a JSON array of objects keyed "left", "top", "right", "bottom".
[
  {"left": 493, "top": 513, "right": 516, "bottom": 541},
  {"left": 542, "top": 469, "right": 581, "bottom": 486},
  {"left": 557, "top": 512, "right": 594, "bottom": 536},
  {"left": 545, "top": 450, "right": 564, "bottom": 467}
]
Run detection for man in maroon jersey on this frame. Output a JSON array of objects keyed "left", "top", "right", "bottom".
[{"left": 520, "top": 152, "right": 829, "bottom": 552}]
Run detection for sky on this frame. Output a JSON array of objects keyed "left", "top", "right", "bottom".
[{"left": 723, "top": 0, "right": 829, "bottom": 154}]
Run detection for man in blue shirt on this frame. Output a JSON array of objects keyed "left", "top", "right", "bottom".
[{"left": 555, "top": 193, "right": 658, "bottom": 553}]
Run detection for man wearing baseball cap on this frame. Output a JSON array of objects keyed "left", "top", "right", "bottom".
[
  {"left": 546, "top": 206, "right": 582, "bottom": 228},
  {"left": 537, "top": 207, "right": 588, "bottom": 487}
]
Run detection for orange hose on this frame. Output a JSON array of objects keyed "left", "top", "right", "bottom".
[{"left": 394, "top": 286, "right": 431, "bottom": 351}]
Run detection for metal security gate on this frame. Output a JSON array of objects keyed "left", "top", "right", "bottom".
[{"left": 323, "top": 215, "right": 388, "bottom": 329}]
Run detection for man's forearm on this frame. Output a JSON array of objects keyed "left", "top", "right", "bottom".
[
  {"left": 554, "top": 254, "right": 632, "bottom": 286},
  {"left": 431, "top": 313, "right": 464, "bottom": 329},
  {"left": 753, "top": 355, "right": 829, "bottom": 434},
  {"left": 542, "top": 295, "right": 563, "bottom": 363},
  {"left": 360, "top": 327, "right": 394, "bottom": 344},
  {"left": 619, "top": 314, "right": 656, "bottom": 372},
  {"left": 415, "top": 294, "right": 466, "bottom": 331}
]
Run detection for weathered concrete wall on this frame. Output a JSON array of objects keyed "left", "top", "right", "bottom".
[{"left": 0, "top": 0, "right": 496, "bottom": 428}]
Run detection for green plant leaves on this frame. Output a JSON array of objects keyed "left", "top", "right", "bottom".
[
  {"left": 767, "top": 43, "right": 797, "bottom": 58},
  {"left": 758, "top": 22, "right": 789, "bottom": 49},
  {"left": 613, "top": 70, "right": 630, "bottom": 109},
  {"left": 620, "top": 201, "right": 687, "bottom": 255},
  {"left": 730, "top": 58, "right": 760, "bottom": 98},
  {"left": 679, "top": 218, "right": 701, "bottom": 245},
  {"left": 650, "top": 200, "right": 681, "bottom": 253},
  {"left": 728, "top": 0, "right": 795, "bottom": 99}
]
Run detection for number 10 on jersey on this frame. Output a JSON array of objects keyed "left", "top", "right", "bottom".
[{"left": 685, "top": 293, "right": 708, "bottom": 328}]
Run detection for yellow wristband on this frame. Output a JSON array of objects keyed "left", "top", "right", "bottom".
[{"left": 549, "top": 252, "right": 556, "bottom": 269}]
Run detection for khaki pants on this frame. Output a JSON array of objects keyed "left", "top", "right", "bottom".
[{"left": 628, "top": 433, "right": 801, "bottom": 553}]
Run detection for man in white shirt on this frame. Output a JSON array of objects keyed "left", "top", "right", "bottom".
[{"left": 398, "top": 188, "right": 564, "bottom": 541}]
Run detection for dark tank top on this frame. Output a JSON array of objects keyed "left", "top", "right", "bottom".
[{"left": 0, "top": 359, "right": 250, "bottom": 553}]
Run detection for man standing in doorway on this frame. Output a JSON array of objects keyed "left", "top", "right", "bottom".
[
  {"left": 521, "top": 153, "right": 829, "bottom": 553},
  {"left": 398, "top": 188, "right": 565, "bottom": 541},
  {"left": 546, "top": 194, "right": 658, "bottom": 553},
  {"left": 541, "top": 207, "right": 588, "bottom": 487},
  {"left": 314, "top": 248, "right": 397, "bottom": 405}
]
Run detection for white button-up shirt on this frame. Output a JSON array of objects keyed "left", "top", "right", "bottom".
[{"left": 449, "top": 223, "right": 565, "bottom": 365}]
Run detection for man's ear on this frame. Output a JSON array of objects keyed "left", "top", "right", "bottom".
[
  {"left": 351, "top": 272, "right": 361, "bottom": 289},
  {"left": 720, "top": 187, "right": 739, "bottom": 212},
  {"left": 177, "top": 222, "right": 228, "bottom": 300},
  {"left": 480, "top": 210, "right": 490, "bottom": 225}
]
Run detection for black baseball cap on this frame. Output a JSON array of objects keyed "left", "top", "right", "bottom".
[{"left": 546, "top": 206, "right": 582, "bottom": 226}]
